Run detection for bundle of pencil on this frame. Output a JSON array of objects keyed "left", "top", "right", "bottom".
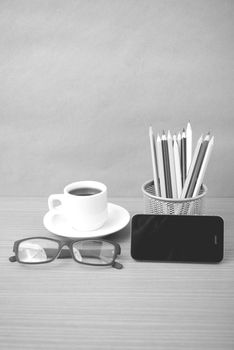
[{"left": 149, "top": 123, "right": 214, "bottom": 199}]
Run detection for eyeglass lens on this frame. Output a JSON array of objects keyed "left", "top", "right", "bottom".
[
  {"left": 18, "top": 239, "right": 59, "bottom": 263},
  {"left": 72, "top": 240, "right": 115, "bottom": 265}
]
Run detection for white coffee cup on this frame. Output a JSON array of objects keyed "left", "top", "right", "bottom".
[{"left": 48, "top": 181, "right": 108, "bottom": 231}]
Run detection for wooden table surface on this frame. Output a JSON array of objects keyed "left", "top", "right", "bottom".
[{"left": 0, "top": 197, "right": 234, "bottom": 350}]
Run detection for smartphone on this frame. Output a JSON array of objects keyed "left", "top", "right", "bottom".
[{"left": 131, "top": 215, "right": 224, "bottom": 263}]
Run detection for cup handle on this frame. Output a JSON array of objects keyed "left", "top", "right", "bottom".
[{"left": 48, "top": 194, "right": 64, "bottom": 211}]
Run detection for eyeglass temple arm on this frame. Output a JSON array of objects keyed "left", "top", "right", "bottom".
[
  {"left": 116, "top": 243, "right": 121, "bottom": 255},
  {"left": 9, "top": 256, "right": 16, "bottom": 262},
  {"left": 112, "top": 261, "right": 123, "bottom": 269}
]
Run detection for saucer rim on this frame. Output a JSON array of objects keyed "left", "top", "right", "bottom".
[{"left": 43, "top": 202, "right": 130, "bottom": 238}]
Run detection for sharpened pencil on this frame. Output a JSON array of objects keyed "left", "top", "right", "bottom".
[
  {"left": 180, "top": 135, "right": 203, "bottom": 199},
  {"left": 167, "top": 131, "right": 177, "bottom": 198},
  {"left": 156, "top": 134, "right": 166, "bottom": 198},
  {"left": 162, "top": 131, "right": 172, "bottom": 198},
  {"left": 173, "top": 134, "right": 182, "bottom": 198},
  {"left": 181, "top": 128, "right": 187, "bottom": 186},
  {"left": 186, "top": 122, "right": 192, "bottom": 174},
  {"left": 185, "top": 132, "right": 210, "bottom": 198},
  {"left": 149, "top": 126, "right": 160, "bottom": 196},
  {"left": 192, "top": 135, "right": 214, "bottom": 197}
]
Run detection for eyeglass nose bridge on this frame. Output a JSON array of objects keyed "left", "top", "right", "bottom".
[
  {"left": 56, "top": 242, "right": 74, "bottom": 259},
  {"left": 59, "top": 241, "right": 86, "bottom": 262}
]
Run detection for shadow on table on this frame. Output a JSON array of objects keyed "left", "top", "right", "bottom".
[{"left": 107, "top": 221, "right": 130, "bottom": 244}]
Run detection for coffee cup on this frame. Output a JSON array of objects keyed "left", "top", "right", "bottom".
[{"left": 48, "top": 181, "right": 108, "bottom": 231}]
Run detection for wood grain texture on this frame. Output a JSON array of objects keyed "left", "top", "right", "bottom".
[{"left": 0, "top": 197, "right": 234, "bottom": 350}]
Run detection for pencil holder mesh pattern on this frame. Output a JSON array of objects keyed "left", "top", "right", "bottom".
[{"left": 142, "top": 180, "right": 207, "bottom": 215}]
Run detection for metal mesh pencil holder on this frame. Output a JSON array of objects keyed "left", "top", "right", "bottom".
[{"left": 142, "top": 180, "right": 207, "bottom": 215}]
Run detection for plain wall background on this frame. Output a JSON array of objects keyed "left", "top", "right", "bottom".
[{"left": 0, "top": 0, "right": 234, "bottom": 197}]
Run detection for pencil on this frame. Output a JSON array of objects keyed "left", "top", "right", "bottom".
[
  {"left": 181, "top": 135, "right": 203, "bottom": 199},
  {"left": 192, "top": 136, "right": 214, "bottom": 197},
  {"left": 162, "top": 131, "right": 172, "bottom": 198},
  {"left": 181, "top": 128, "right": 187, "bottom": 186},
  {"left": 185, "top": 132, "right": 210, "bottom": 198},
  {"left": 156, "top": 134, "right": 166, "bottom": 198},
  {"left": 180, "top": 135, "right": 203, "bottom": 199},
  {"left": 149, "top": 126, "right": 160, "bottom": 196},
  {"left": 173, "top": 134, "right": 182, "bottom": 198},
  {"left": 177, "top": 132, "right": 181, "bottom": 155},
  {"left": 186, "top": 122, "right": 192, "bottom": 174},
  {"left": 167, "top": 131, "right": 177, "bottom": 198}
]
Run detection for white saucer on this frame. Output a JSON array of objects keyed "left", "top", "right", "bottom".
[{"left": 43, "top": 203, "right": 130, "bottom": 238}]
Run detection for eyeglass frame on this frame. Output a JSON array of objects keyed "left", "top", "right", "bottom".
[{"left": 9, "top": 237, "right": 123, "bottom": 269}]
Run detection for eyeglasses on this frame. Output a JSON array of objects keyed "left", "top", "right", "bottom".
[{"left": 9, "top": 237, "right": 123, "bottom": 269}]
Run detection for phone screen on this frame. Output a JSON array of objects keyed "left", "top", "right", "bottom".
[{"left": 131, "top": 215, "right": 223, "bottom": 263}]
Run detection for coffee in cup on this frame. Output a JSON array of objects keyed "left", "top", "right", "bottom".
[
  {"left": 48, "top": 181, "right": 108, "bottom": 231},
  {"left": 68, "top": 187, "right": 101, "bottom": 196}
]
